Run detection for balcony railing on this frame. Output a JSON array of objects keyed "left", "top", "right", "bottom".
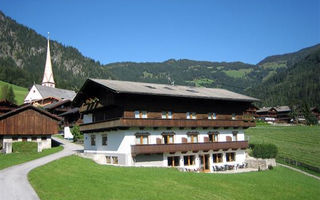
[
  {"left": 131, "top": 141, "right": 248, "bottom": 156},
  {"left": 80, "top": 118, "right": 255, "bottom": 133}
]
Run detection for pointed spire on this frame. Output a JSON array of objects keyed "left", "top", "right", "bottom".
[{"left": 42, "top": 32, "right": 55, "bottom": 88}]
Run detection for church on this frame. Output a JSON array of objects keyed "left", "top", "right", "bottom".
[{"left": 24, "top": 36, "right": 76, "bottom": 104}]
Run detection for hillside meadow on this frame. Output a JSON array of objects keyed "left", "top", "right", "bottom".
[
  {"left": 0, "top": 80, "right": 28, "bottom": 105},
  {"left": 245, "top": 125, "right": 320, "bottom": 169}
]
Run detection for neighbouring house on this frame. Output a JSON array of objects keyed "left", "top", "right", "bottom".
[
  {"left": 274, "top": 106, "right": 291, "bottom": 123},
  {"left": 0, "top": 100, "right": 18, "bottom": 115},
  {"left": 0, "top": 104, "right": 61, "bottom": 154},
  {"left": 256, "top": 106, "right": 291, "bottom": 123},
  {"left": 256, "top": 107, "right": 277, "bottom": 122},
  {"left": 58, "top": 107, "right": 81, "bottom": 139},
  {"left": 310, "top": 107, "right": 320, "bottom": 123},
  {"left": 73, "top": 79, "right": 258, "bottom": 172}
]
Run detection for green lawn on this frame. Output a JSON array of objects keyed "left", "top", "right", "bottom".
[
  {"left": 0, "top": 143, "right": 63, "bottom": 170},
  {"left": 0, "top": 80, "right": 28, "bottom": 105},
  {"left": 245, "top": 125, "right": 320, "bottom": 168},
  {"left": 29, "top": 155, "right": 320, "bottom": 200}
]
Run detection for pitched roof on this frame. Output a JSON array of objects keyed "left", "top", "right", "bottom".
[
  {"left": 87, "top": 79, "right": 258, "bottom": 102},
  {"left": 256, "top": 107, "right": 273, "bottom": 113},
  {"left": 35, "top": 84, "right": 76, "bottom": 100},
  {"left": 0, "top": 104, "right": 62, "bottom": 121},
  {"left": 274, "top": 106, "right": 291, "bottom": 112},
  {"left": 43, "top": 99, "right": 71, "bottom": 110}
]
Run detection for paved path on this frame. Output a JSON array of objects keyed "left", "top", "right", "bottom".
[
  {"left": 277, "top": 163, "right": 320, "bottom": 181},
  {"left": 0, "top": 137, "right": 83, "bottom": 200}
]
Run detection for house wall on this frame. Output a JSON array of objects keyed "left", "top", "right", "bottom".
[
  {"left": 0, "top": 109, "right": 59, "bottom": 135},
  {"left": 83, "top": 128, "right": 246, "bottom": 169},
  {"left": 24, "top": 85, "right": 43, "bottom": 103}
]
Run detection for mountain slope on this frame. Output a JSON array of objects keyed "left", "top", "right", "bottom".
[
  {"left": 248, "top": 48, "right": 320, "bottom": 107},
  {"left": 0, "top": 11, "right": 113, "bottom": 90},
  {"left": 0, "top": 80, "right": 28, "bottom": 104}
]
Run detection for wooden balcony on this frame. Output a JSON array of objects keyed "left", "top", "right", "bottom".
[
  {"left": 80, "top": 118, "right": 255, "bottom": 133},
  {"left": 131, "top": 141, "right": 248, "bottom": 155}
]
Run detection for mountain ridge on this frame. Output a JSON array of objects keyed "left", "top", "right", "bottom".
[{"left": 0, "top": 10, "right": 319, "bottom": 107}]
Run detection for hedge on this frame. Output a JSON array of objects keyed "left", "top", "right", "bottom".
[{"left": 252, "top": 143, "right": 278, "bottom": 159}]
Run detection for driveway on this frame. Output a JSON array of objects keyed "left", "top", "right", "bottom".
[{"left": 0, "top": 137, "right": 83, "bottom": 200}]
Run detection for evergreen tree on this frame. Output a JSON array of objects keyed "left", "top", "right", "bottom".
[
  {"left": 7, "top": 86, "right": 16, "bottom": 104},
  {"left": 0, "top": 85, "right": 16, "bottom": 104}
]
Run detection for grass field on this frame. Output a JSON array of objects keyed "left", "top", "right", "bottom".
[
  {"left": 0, "top": 80, "right": 28, "bottom": 105},
  {"left": 245, "top": 125, "right": 320, "bottom": 168},
  {"left": 0, "top": 142, "right": 63, "bottom": 170},
  {"left": 29, "top": 155, "right": 320, "bottom": 200}
]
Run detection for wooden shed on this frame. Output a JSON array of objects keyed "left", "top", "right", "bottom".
[{"left": 0, "top": 104, "right": 61, "bottom": 153}]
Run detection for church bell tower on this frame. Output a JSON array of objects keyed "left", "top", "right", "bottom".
[{"left": 42, "top": 32, "right": 55, "bottom": 88}]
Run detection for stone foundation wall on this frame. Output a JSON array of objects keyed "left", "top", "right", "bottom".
[{"left": 246, "top": 158, "right": 276, "bottom": 170}]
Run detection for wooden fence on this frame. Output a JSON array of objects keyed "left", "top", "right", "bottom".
[{"left": 278, "top": 156, "right": 320, "bottom": 173}]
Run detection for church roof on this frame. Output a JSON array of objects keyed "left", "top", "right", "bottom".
[
  {"left": 35, "top": 84, "right": 76, "bottom": 101},
  {"left": 80, "top": 79, "right": 258, "bottom": 102}
]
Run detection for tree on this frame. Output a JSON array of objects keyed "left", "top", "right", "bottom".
[
  {"left": 1, "top": 85, "right": 16, "bottom": 104},
  {"left": 301, "top": 103, "right": 318, "bottom": 125},
  {"left": 7, "top": 86, "right": 16, "bottom": 104},
  {"left": 71, "top": 125, "right": 81, "bottom": 142}
]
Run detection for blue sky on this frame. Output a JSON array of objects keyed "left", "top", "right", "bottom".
[{"left": 1, "top": 0, "right": 319, "bottom": 64}]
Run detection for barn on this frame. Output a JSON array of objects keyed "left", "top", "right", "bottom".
[{"left": 0, "top": 104, "right": 61, "bottom": 153}]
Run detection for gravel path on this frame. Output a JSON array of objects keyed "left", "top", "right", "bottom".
[
  {"left": 277, "top": 163, "right": 320, "bottom": 181},
  {"left": 0, "top": 137, "right": 83, "bottom": 200}
]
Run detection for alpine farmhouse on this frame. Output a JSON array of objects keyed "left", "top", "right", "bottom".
[{"left": 74, "top": 79, "right": 258, "bottom": 172}]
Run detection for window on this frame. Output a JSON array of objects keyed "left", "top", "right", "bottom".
[
  {"left": 136, "top": 135, "right": 149, "bottom": 144},
  {"left": 208, "top": 113, "right": 217, "bottom": 120},
  {"left": 134, "top": 111, "right": 140, "bottom": 118},
  {"left": 187, "top": 134, "right": 198, "bottom": 143},
  {"left": 162, "top": 111, "right": 172, "bottom": 119},
  {"left": 168, "top": 156, "right": 180, "bottom": 167},
  {"left": 134, "top": 111, "right": 148, "bottom": 118},
  {"left": 142, "top": 111, "right": 147, "bottom": 118},
  {"left": 163, "top": 134, "right": 174, "bottom": 144},
  {"left": 106, "top": 156, "right": 111, "bottom": 164},
  {"left": 112, "top": 156, "right": 118, "bottom": 164},
  {"left": 102, "top": 135, "right": 108, "bottom": 146},
  {"left": 208, "top": 132, "right": 219, "bottom": 142},
  {"left": 232, "top": 113, "right": 236, "bottom": 120},
  {"left": 213, "top": 153, "right": 223, "bottom": 163},
  {"left": 12, "top": 136, "right": 18, "bottom": 141},
  {"left": 186, "top": 112, "right": 196, "bottom": 119},
  {"left": 41, "top": 136, "right": 47, "bottom": 141},
  {"left": 232, "top": 132, "right": 238, "bottom": 141},
  {"left": 31, "top": 137, "right": 37, "bottom": 141},
  {"left": 226, "top": 152, "right": 235, "bottom": 162},
  {"left": 91, "top": 135, "right": 96, "bottom": 146},
  {"left": 184, "top": 155, "right": 195, "bottom": 166}
]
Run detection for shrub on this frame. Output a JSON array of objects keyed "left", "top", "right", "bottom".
[
  {"left": 71, "top": 125, "right": 81, "bottom": 142},
  {"left": 252, "top": 143, "right": 278, "bottom": 159},
  {"left": 268, "top": 165, "right": 274, "bottom": 170}
]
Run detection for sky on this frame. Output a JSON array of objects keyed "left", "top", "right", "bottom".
[{"left": 0, "top": 0, "right": 319, "bottom": 65}]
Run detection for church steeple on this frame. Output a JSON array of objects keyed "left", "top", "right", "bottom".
[{"left": 42, "top": 32, "right": 55, "bottom": 88}]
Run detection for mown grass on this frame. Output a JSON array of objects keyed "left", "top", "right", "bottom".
[
  {"left": 0, "top": 142, "right": 63, "bottom": 170},
  {"left": 29, "top": 155, "right": 320, "bottom": 200},
  {"left": 245, "top": 125, "right": 320, "bottom": 168},
  {"left": 0, "top": 80, "right": 28, "bottom": 105}
]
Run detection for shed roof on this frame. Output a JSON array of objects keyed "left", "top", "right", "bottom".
[
  {"left": 274, "top": 106, "right": 291, "bottom": 112},
  {"left": 0, "top": 104, "right": 61, "bottom": 121},
  {"left": 86, "top": 79, "right": 259, "bottom": 102},
  {"left": 35, "top": 84, "right": 76, "bottom": 101}
]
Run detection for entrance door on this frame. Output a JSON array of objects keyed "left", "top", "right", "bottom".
[{"left": 200, "top": 154, "right": 210, "bottom": 172}]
